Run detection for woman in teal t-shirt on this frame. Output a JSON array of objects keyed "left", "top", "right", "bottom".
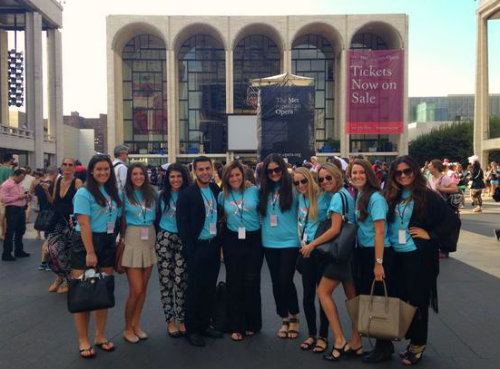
[
  {"left": 258, "top": 154, "right": 300, "bottom": 340},
  {"left": 70, "top": 154, "right": 122, "bottom": 358},
  {"left": 155, "top": 163, "right": 191, "bottom": 338},
  {"left": 120, "top": 163, "right": 158, "bottom": 344},
  {"left": 219, "top": 161, "right": 263, "bottom": 342}
]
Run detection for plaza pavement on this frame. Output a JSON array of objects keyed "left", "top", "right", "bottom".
[{"left": 0, "top": 200, "right": 498, "bottom": 369}]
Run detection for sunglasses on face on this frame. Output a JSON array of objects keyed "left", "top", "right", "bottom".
[
  {"left": 318, "top": 175, "right": 333, "bottom": 183},
  {"left": 62, "top": 163, "right": 74, "bottom": 167},
  {"left": 267, "top": 167, "right": 282, "bottom": 175},
  {"left": 395, "top": 168, "right": 413, "bottom": 177},
  {"left": 293, "top": 178, "right": 308, "bottom": 186}
]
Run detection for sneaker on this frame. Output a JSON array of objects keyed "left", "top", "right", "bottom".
[
  {"left": 15, "top": 251, "right": 30, "bottom": 258},
  {"left": 38, "top": 263, "right": 48, "bottom": 271},
  {"left": 472, "top": 206, "right": 482, "bottom": 213}
]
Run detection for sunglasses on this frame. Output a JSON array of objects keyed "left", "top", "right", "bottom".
[
  {"left": 293, "top": 178, "right": 308, "bottom": 186},
  {"left": 62, "top": 163, "right": 74, "bottom": 167},
  {"left": 395, "top": 168, "right": 413, "bottom": 177},
  {"left": 318, "top": 175, "right": 333, "bottom": 183},
  {"left": 267, "top": 167, "right": 282, "bottom": 175}
]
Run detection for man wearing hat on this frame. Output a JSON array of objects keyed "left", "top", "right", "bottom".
[{"left": 113, "top": 145, "right": 129, "bottom": 192}]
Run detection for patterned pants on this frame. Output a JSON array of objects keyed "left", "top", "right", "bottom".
[{"left": 155, "top": 230, "right": 188, "bottom": 323}]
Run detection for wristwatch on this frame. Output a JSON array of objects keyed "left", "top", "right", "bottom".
[{"left": 375, "top": 258, "right": 383, "bottom": 265}]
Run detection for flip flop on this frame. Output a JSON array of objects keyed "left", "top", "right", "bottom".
[
  {"left": 94, "top": 340, "right": 115, "bottom": 352},
  {"left": 79, "top": 347, "right": 95, "bottom": 359}
]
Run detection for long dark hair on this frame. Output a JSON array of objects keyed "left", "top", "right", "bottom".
[
  {"left": 258, "top": 153, "right": 293, "bottom": 216},
  {"left": 160, "top": 163, "right": 191, "bottom": 212},
  {"left": 385, "top": 155, "right": 428, "bottom": 223},
  {"left": 349, "top": 158, "right": 380, "bottom": 222},
  {"left": 85, "top": 154, "right": 122, "bottom": 207},
  {"left": 124, "top": 163, "right": 156, "bottom": 208}
]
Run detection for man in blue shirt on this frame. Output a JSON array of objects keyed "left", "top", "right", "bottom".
[{"left": 177, "top": 156, "right": 223, "bottom": 347}]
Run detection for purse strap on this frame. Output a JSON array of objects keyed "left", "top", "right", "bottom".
[
  {"left": 339, "top": 190, "right": 349, "bottom": 220},
  {"left": 369, "top": 279, "right": 389, "bottom": 312}
]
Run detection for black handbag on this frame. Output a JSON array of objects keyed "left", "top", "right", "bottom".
[
  {"left": 314, "top": 191, "right": 357, "bottom": 262},
  {"left": 34, "top": 209, "right": 56, "bottom": 231},
  {"left": 67, "top": 268, "right": 115, "bottom": 313}
]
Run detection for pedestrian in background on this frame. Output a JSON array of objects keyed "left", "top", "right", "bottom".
[
  {"left": 0, "top": 153, "right": 15, "bottom": 241},
  {"left": 113, "top": 145, "right": 129, "bottom": 192}
]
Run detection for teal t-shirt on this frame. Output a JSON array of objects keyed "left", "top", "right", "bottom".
[
  {"left": 218, "top": 186, "right": 260, "bottom": 232},
  {"left": 199, "top": 187, "right": 217, "bottom": 240},
  {"left": 0, "top": 165, "right": 13, "bottom": 186},
  {"left": 388, "top": 189, "right": 417, "bottom": 252},
  {"left": 261, "top": 188, "right": 300, "bottom": 248},
  {"left": 124, "top": 190, "right": 156, "bottom": 226},
  {"left": 73, "top": 186, "right": 121, "bottom": 233},
  {"left": 159, "top": 191, "right": 179, "bottom": 233},
  {"left": 298, "top": 192, "right": 332, "bottom": 243},
  {"left": 355, "top": 191, "right": 390, "bottom": 248},
  {"left": 328, "top": 188, "right": 356, "bottom": 223}
]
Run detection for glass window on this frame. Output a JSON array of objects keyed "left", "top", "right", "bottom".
[{"left": 122, "top": 34, "right": 167, "bottom": 155}]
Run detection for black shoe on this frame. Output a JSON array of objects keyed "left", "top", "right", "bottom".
[
  {"left": 494, "top": 229, "right": 500, "bottom": 241},
  {"left": 14, "top": 251, "right": 30, "bottom": 258},
  {"left": 362, "top": 349, "right": 393, "bottom": 364},
  {"left": 2, "top": 254, "right": 16, "bottom": 261},
  {"left": 202, "top": 327, "right": 223, "bottom": 339},
  {"left": 186, "top": 333, "right": 206, "bottom": 347}
]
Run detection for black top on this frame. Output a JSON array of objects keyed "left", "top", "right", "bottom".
[
  {"left": 52, "top": 177, "right": 77, "bottom": 223},
  {"left": 34, "top": 181, "right": 52, "bottom": 211},
  {"left": 470, "top": 168, "right": 485, "bottom": 189},
  {"left": 176, "top": 182, "right": 222, "bottom": 259}
]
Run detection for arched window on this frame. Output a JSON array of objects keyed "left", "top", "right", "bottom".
[
  {"left": 292, "top": 34, "right": 335, "bottom": 151},
  {"left": 122, "top": 34, "right": 167, "bottom": 155},
  {"left": 233, "top": 35, "right": 281, "bottom": 113},
  {"left": 178, "top": 34, "right": 226, "bottom": 154}
]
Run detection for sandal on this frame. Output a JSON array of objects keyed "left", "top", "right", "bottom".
[
  {"left": 300, "top": 336, "right": 316, "bottom": 351},
  {"left": 312, "top": 337, "right": 328, "bottom": 353},
  {"left": 79, "top": 347, "right": 95, "bottom": 359},
  {"left": 323, "top": 341, "right": 347, "bottom": 361},
  {"left": 287, "top": 317, "right": 299, "bottom": 339},
  {"left": 231, "top": 333, "right": 243, "bottom": 342},
  {"left": 277, "top": 319, "right": 289, "bottom": 339},
  {"left": 344, "top": 343, "right": 364, "bottom": 357},
  {"left": 94, "top": 340, "right": 115, "bottom": 352},
  {"left": 401, "top": 345, "right": 425, "bottom": 365}
]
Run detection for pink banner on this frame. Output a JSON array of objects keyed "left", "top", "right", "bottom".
[{"left": 346, "top": 50, "right": 404, "bottom": 134}]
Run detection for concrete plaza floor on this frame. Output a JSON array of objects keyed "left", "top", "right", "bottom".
[{"left": 0, "top": 200, "right": 499, "bottom": 369}]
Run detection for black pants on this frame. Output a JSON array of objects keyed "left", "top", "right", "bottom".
[
  {"left": 298, "top": 255, "right": 329, "bottom": 338},
  {"left": 184, "top": 239, "right": 221, "bottom": 335},
  {"left": 356, "top": 246, "right": 395, "bottom": 354},
  {"left": 393, "top": 250, "right": 429, "bottom": 346},
  {"left": 3, "top": 206, "right": 26, "bottom": 257},
  {"left": 223, "top": 229, "right": 264, "bottom": 334},
  {"left": 264, "top": 247, "right": 300, "bottom": 318}
]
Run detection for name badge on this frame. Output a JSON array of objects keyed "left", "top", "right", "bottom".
[
  {"left": 140, "top": 227, "right": 149, "bottom": 240},
  {"left": 270, "top": 214, "right": 278, "bottom": 227},
  {"left": 238, "top": 227, "right": 246, "bottom": 240},
  {"left": 107, "top": 221, "right": 115, "bottom": 234},
  {"left": 398, "top": 229, "right": 406, "bottom": 244},
  {"left": 209, "top": 222, "right": 217, "bottom": 235}
]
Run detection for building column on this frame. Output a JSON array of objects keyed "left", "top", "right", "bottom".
[
  {"left": 474, "top": 16, "right": 489, "bottom": 165},
  {"left": 283, "top": 49, "right": 291, "bottom": 74},
  {"left": 226, "top": 49, "right": 233, "bottom": 114},
  {"left": 47, "top": 29, "right": 63, "bottom": 164},
  {"left": 339, "top": 49, "right": 349, "bottom": 158},
  {"left": 0, "top": 30, "right": 8, "bottom": 125},
  {"left": 25, "top": 12, "right": 44, "bottom": 168},
  {"left": 167, "top": 49, "right": 177, "bottom": 163}
]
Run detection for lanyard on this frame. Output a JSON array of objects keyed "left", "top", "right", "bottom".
[
  {"left": 201, "top": 189, "right": 216, "bottom": 218},
  {"left": 271, "top": 191, "right": 279, "bottom": 211},
  {"left": 300, "top": 194, "right": 310, "bottom": 240},
  {"left": 230, "top": 191, "right": 244, "bottom": 225},
  {"left": 134, "top": 192, "right": 147, "bottom": 224},
  {"left": 105, "top": 197, "right": 113, "bottom": 219},
  {"left": 397, "top": 200, "right": 410, "bottom": 225}
]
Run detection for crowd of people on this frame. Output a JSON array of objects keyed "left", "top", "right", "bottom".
[{"left": 0, "top": 147, "right": 499, "bottom": 365}]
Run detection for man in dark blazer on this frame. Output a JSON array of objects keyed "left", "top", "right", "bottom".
[{"left": 177, "top": 156, "right": 223, "bottom": 347}]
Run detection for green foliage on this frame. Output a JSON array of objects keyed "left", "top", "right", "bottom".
[
  {"left": 409, "top": 121, "right": 473, "bottom": 166},
  {"left": 489, "top": 115, "right": 500, "bottom": 139}
]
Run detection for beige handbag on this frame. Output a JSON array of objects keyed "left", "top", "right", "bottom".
[{"left": 346, "top": 280, "right": 417, "bottom": 341}]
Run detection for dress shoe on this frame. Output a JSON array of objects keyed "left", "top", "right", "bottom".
[
  {"left": 1, "top": 254, "right": 16, "bottom": 261},
  {"left": 186, "top": 333, "right": 206, "bottom": 347},
  {"left": 362, "top": 349, "right": 393, "bottom": 363},
  {"left": 202, "top": 327, "right": 223, "bottom": 338},
  {"left": 14, "top": 251, "right": 30, "bottom": 258}
]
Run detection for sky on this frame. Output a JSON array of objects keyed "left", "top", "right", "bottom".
[{"left": 7, "top": 0, "right": 500, "bottom": 117}]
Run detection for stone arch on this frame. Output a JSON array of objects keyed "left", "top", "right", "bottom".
[
  {"left": 173, "top": 22, "right": 226, "bottom": 53},
  {"left": 112, "top": 22, "right": 166, "bottom": 53},
  {"left": 232, "top": 23, "right": 284, "bottom": 51},
  {"left": 291, "top": 22, "right": 344, "bottom": 53},
  {"left": 350, "top": 21, "right": 403, "bottom": 49}
]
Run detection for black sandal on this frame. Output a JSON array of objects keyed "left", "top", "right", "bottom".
[
  {"left": 287, "top": 317, "right": 299, "bottom": 339},
  {"left": 323, "top": 342, "right": 347, "bottom": 361},
  {"left": 277, "top": 319, "right": 289, "bottom": 339},
  {"left": 344, "top": 343, "right": 364, "bottom": 357},
  {"left": 94, "top": 340, "right": 115, "bottom": 352},
  {"left": 313, "top": 337, "right": 328, "bottom": 353},
  {"left": 300, "top": 336, "right": 316, "bottom": 351},
  {"left": 401, "top": 346, "right": 425, "bottom": 365},
  {"left": 79, "top": 347, "right": 95, "bottom": 359}
]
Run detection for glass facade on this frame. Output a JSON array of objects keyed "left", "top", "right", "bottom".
[
  {"left": 349, "top": 33, "right": 395, "bottom": 153},
  {"left": 178, "top": 35, "right": 226, "bottom": 154},
  {"left": 233, "top": 35, "right": 281, "bottom": 113},
  {"left": 292, "top": 34, "right": 335, "bottom": 152},
  {"left": 122, "top": 34, "right": 167, "bottom": 155}
]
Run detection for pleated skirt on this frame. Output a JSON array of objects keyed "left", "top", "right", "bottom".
[{"left": 122, "top": 225, "right": 157, "bottom": 268}]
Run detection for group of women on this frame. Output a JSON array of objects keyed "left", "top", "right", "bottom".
[{"left": 62, "top": 152, "right": 447, "bottom": 367}]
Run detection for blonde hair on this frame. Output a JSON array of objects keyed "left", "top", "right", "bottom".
[
  {"left": 294, "top": 167, "right": 320, "bottom": 220},
  {"left": 318, "top": 163, "right": 344, "bottom": 193}
]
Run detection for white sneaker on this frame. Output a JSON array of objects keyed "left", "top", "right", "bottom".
[{"left": 473, "top": 206, "right": 482, "bottom": 213}]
